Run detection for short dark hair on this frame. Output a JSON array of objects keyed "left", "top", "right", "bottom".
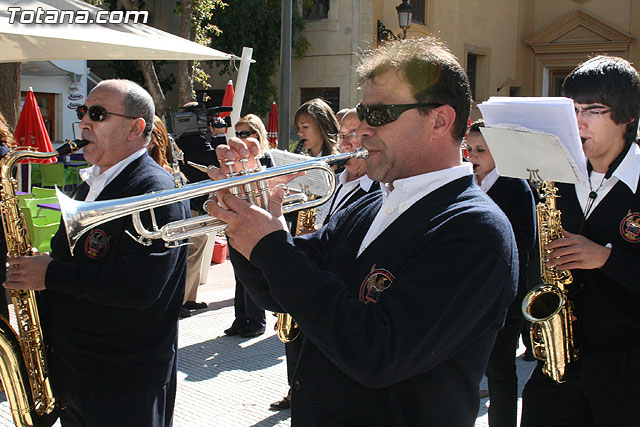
[
  {"left": 563, "top": 55, "right": 640, "bottom": 144},
  {"left": 357, "top": 37, "right": 472, "bottom": 142}
]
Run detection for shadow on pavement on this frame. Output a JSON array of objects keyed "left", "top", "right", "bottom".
[{"left": 178, "top": 334, "right": 285, "bottom": 383}]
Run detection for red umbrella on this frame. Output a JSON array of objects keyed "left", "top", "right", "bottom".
[
  {"left": 267, "top": 101, "right": 279, "bottom": 149},
  {"left": 14, "top": 89, "right": 55, "bottom": 164},
  {"left": 220, "top": 80, "right": 234, "bottom": 118}
]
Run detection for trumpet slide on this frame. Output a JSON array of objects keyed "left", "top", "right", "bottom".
[{"left": 58, "top": 147, "right": 368, "bottom": 253}]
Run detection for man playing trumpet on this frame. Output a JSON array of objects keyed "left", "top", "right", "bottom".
[{"left": 206, "top": 37, "right": 518, "bottom": 426}]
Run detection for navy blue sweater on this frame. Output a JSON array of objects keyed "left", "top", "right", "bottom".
[
  {"left": 43, "top": 154, "right": 189, "bottom": 393},
  {"left": 232, "top": 175, "right": 518, "bottom": 426}
]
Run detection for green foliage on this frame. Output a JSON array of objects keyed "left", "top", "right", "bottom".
[
  {"left": 174, "top": 0, "right": 227, "bottom": 89},
  {"left": 206, "top": 0, "right": 308, "bottom": 117}
]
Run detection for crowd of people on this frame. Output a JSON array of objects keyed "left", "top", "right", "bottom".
[{"left": 0, "top": 34, "right": 637, "bottom": 427}]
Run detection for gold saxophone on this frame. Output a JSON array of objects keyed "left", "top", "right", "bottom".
[
  {"left": 273, "top": 192, "right": 317, "bottom": 343},
  {"left": 522, "top": 181, "right": 579, "bottom": 383},
  {"left": 0, "top": 140, "right": 88, "bottom": 426}
]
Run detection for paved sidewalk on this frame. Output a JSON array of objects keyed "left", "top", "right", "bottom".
[{"left": 0, "top": 259, "right": 537, "bottom": 426}]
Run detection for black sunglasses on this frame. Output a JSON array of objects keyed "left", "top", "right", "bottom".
[
  {"left": 355, "top": 102, "right": 445, "bottom": 127},
  {"left": 76, "top": 105, "right": 137, "bottom": 122},
  {"left": 235, "top": 130, "right": 256, "bottom": 138}
]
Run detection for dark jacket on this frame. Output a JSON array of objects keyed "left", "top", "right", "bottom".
[
  {"left": 232, "top": 175, "right": 518, "bottom": 426},
  {"left": 557, "top": 178, "right": 640, "bottom": 352},
  {"left": 43, "top": 153, "right": 189, "bottom": 393},
  {"left": 487, "top": 176, "right": 537, "bottom": 317}
]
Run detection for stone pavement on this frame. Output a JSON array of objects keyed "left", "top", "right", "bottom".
[{"left": 0, "top": 259, "right": 538, "bottom": 426}]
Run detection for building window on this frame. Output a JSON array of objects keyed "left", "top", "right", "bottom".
[
  {"left": 300, "top": 88, "right": 340, "bottom": 114},
  {"left": 549, "top": 70, "right": 571, "bottom": 97},
  {"left": 466, "top": 53, "right": 478, "bottom": 101},
  {"left": 411, "top": 0, "right": 426, "bottom": 25},
  {"left": 303, "top": 0, "right": 329, "bottom": 21},
  {"left": 20, "top": 92, "right": 55, "bottom": 140}
]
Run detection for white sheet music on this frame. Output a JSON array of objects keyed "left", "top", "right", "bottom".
[
  {"left": 267, "top": 149, "right": 331, "bottom": 197},
  {"left": 477, "top": 97, "right": 588, "bottom": 185}
]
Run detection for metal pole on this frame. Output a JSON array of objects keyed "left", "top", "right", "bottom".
[
  {"left": 279, "top": 0, "right": 292, "bottom": 151},
  {"left": 226, "top": 47, "right": 253, "bottom": 139}
]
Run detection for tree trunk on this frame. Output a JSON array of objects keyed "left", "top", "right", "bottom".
[
  {"left": 0, "top": 63, "right": 21, "bottom": 132},
  {"left": 178, "top": 0, "right": 195, "bottom": 106},
  {"left": 119, "top": 0, "right": 167, "bottom": 117},
  {"left": 140, "top": 60, "right": 167, "bottom": 118}
]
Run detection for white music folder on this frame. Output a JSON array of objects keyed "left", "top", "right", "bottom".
[{"left": 477, "top": 97, "right": 589, "bottom": 185}]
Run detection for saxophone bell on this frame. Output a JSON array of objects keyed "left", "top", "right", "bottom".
[{"left": 521, "top": 181, "right": 579, "bottom": 383}]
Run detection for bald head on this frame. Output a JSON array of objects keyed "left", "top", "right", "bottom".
[{"left": 93, "top": 79, "right": 155, "bottom": 137}]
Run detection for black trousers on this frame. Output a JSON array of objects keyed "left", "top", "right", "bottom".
[
  {"left": 59, "top": 362, "right": 177, "bottom": 427},
  {"left": 285, "top": 333, "right": 304, "bottom": 385},
  {"left": 233, "top": 274, "right": 266, "bottom": 326},
  {"left": 485, "top": 315, "right": 523, "bottom": 427},
  {"left": 521, "top": 346, "right": 640, "bottom": 427}
]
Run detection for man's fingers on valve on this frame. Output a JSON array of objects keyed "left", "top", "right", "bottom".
[
  {"left": 206, "top": 165, "right": 226, "bottom": 181},
  {"left": 268, "top": 184, "right": 288, "bottom": 217}
]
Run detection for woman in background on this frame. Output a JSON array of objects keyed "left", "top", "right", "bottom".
[
  {"left": 292, "top": 98, "right": 339, "bottom": 157},
  {"left": 222, "top": 114, "right": 271, "bottom": 338},
  {"left": 149, "top": 115, "right": 174, "bottom": 174},
  {"left": 466, "top": 119, "right": 536, "bottom": 427}
]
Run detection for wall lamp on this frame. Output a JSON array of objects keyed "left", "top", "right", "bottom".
[{"left": 377, "top": 0, "right": 414, "bottom": 45}]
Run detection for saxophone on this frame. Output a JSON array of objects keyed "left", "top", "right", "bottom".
[
  {"left": 273, "top": 190, "right": 317, "bottom": 343},
  {"left": 521, "top": 181, "right": 579, "bottom": 383},
  {"left": 0, "top": 140, "right": 88, "bottom": 427}
]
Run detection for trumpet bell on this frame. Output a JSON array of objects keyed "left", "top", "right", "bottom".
[{"left": 57, "top": 148, "right": 368, "bottom": 253}]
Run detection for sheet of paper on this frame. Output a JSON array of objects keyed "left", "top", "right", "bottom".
[
  {"left": 477, "top": 97, "right": 588, "bottom": 185},
  {"left": 267, "top": 149, "right": 331, "bottom": 197},
  {"left": 480, "top": 127, "right": 582, "bottom": 184}
]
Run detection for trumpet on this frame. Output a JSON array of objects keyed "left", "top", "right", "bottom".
[{"left": 57, "top": 147, "right": 368, "bottom": 253}]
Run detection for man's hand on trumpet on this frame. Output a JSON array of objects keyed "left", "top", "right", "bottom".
[{"left": 205, "top": 137, "right": 300, "bottom": 259}]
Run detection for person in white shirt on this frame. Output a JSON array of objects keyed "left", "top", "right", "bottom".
[
  {"left": 521, "top": 55, "right": 640, "bottom": 427},
  {"left": 204, "top": 37, "right": 518, "bottom": 426},
  {"left": 316, "top": 108, "right": 380, "bottom": 227},
  {"left": 4, "top": 79, "right": 188, "bottom": 427},
  {"left": 467, "top": 119, "right": 536, "bottom": 427}
]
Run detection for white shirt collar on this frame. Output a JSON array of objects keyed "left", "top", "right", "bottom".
[
  {"left": 338, "top": 170, "right": 375, "bottom": 192},
  {"left": 476, "top": 168, "right": 499, "bottom": 193},
  {"left": 81, "top": 148, "right": 147, "bottom": 201},
  {"left": 380, "top": 163, "right": 473, "bottom": 203},
  {"left": 610, "top": 142, "right": 640, "bottom": 194}
]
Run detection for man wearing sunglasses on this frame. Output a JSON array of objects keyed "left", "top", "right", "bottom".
[
  {"left": 521, "top": 56, "right": 640, "bottom": 427},
  {"left": 206, "top": 37, "right": 517, "bottom": 426},
  {"left": 5, "top": 79, "right": 189, "bottom": 426}
]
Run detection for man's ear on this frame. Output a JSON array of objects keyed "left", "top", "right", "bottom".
[
  {"left": 430, "top": 105, "right": 456, "bottom": 140},
  {"left": 128, "top": 118, "right": 147, "bottom": 141}
]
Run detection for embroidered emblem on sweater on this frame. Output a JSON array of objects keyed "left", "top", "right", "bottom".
[
  {"left": 619, "top": 210, "right": 640, "bottom": 243},
  {"left": 359, "top": 264, "right": 395, "bottom": 304},
  {"left": 85, "top": 229, "right": 110, "bottom": 259}
]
